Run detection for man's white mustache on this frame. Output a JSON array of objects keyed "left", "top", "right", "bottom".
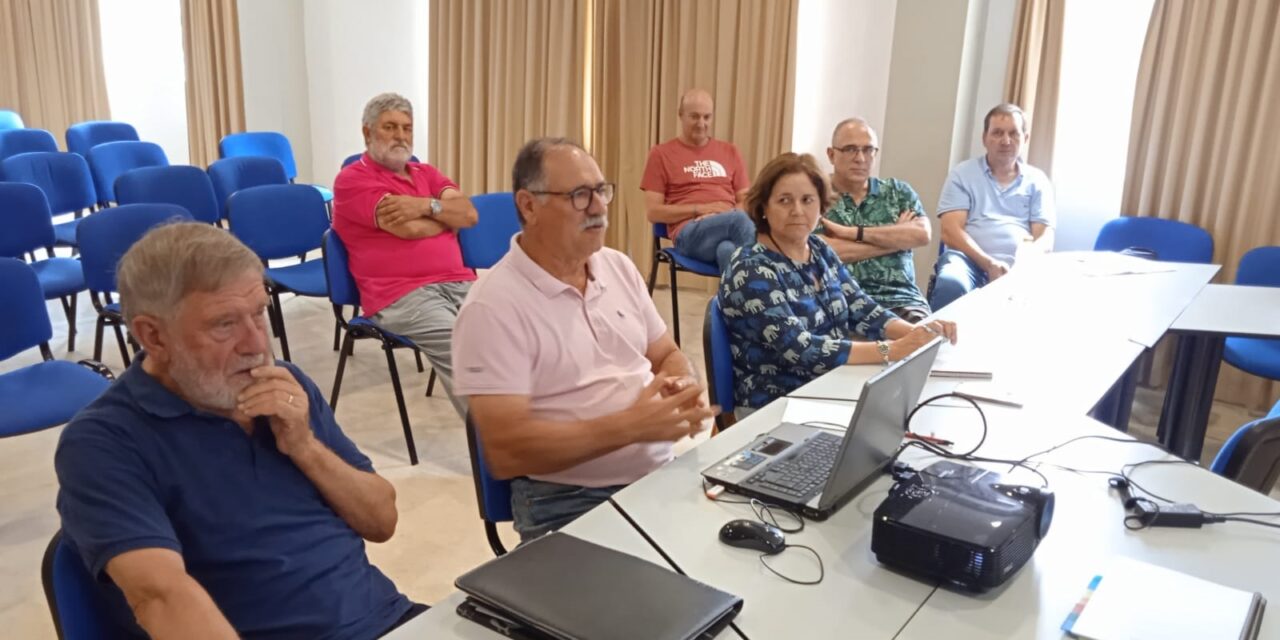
[{"left": 580, "top": 216, "right": 608, "bottom": 230}]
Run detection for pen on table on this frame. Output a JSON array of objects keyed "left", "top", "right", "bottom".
[{"left": 905, "top": 432, "right": 954, "bottom": 446}]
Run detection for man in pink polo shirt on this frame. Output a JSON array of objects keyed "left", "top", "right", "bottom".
[
  {"left": 454, "top": 138, "right": 715, "bottom": 542},
  {"left": 641, "top": 88, "right": 755, "bottom": 272},
  {"left": 333, "top": 93, "right": 477, "bottom": 418}
]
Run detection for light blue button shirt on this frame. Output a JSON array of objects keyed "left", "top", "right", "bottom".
[{"left": 936, "top": 155, "right": 1056, "bottom": 265}]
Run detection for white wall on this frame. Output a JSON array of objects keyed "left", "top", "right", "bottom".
[
  {"left": 962, "top": 0, "right": 1016, "bottom": 159},
  {"left": 99, "top": 0, "right": 189, "bottom": 164},
  {"left": 302, "top": 0, "right": 430, "bottom": 189},
  {"left": 237, "top": 0, "right": 313, "bottom": 181},
  {"left": 791, "top": 0, "right": 897, "bottom": 174}
]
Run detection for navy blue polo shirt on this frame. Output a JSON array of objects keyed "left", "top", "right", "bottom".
[{"left": 54, "top": 356, "right": 411, "bottom": 639}]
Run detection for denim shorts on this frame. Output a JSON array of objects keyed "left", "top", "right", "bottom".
[{"left": 510, "top": 477, "right": 625, "bottom": 543}]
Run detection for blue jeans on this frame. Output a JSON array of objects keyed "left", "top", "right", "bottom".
[
  {"left": 928, "top": 250, "right": 989, "bottom": 310},
  {"left": 510, "top": 478, "right": 625, "bottom": 543},
  {"left": 673, "top": 210, "right": 756, "bottom": 273}
]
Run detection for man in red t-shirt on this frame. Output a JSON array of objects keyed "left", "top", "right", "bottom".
[
  {"left": 640, "top": 88, "right": 755, "bottom": 272},
  {"left": 332, "top": 93, "right": 478, "bottom": 418}
]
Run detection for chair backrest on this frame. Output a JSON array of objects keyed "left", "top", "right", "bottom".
[
  {"left": 341, "top": 152, "right": 419, "bottom": 169},
  {"left": 43, "top": 530, "right": 125, "bottom": 640},
  {"left": 1093, "top": 217, "right": 1214, "bottom": 264},
  {"left": 0, "top": 182, "right": 56, "bottom": 257},
  {"left": 1235, "top": 246, "right": 1280, "bottom": 287},
  {"left": 1211, "top": 405, "right": 1280, "bottom": 494},
  {"left": 460, "top": 192, "right": 521, "bottom": 269},
  {"left": 207, "top": 156, "right": 289, "bottom": 219},
  {"left": 0, "top": 257, "right": 53, "bottom": 361},
  {"left": 76, "top": 204, "right": 193, "bottom": 294},
  {"left": 322, "top": 229, "right": 360, "bottom": 307},
  {"left": 227, "top": 184, "right": 328, "bottom": 260},
  {"left": 0, "top": 109, "right": 23, "bottom": 131},
  {"left": 115, "top": 165, "right": 220, "bottom": 225},
  {"left": 0, "top": 128, "right": 58, "bottom": 162},
  {"left": 703, "top": 297, "right": 736, "bottom": 430},
  {"left": 219, "top": 131, "right": 298, "bottom": 180},
  {"left": 86, "top": 141, "right": 169, "bottom": 204},
  {"left": 464, "top": 414, "right": 514, "bottom": 525},
  {"left": 0, "top": 151, "right": 96, "bottom": 216},
  {"left": 64, "top": 121, "right": 139, "bottom": 157}
]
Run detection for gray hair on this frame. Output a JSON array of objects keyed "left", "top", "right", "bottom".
[
  {"left": 117, "top": 222, "right": 264, "bottom": 322},
  {"left": 983, "top": 103, "right": 1029, "bottom": 135},
  {"left": 830, "top": 117, "right": 876, "bottom": 146},
  {"left": 362, "top": 92, "right": 413, "bottom": 130},
  {"left": 511, "top": 137, "right": 588, "bottom": 225}
]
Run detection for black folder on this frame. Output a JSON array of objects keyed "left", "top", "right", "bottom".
[{"left": 454, "top": 532, "right": 743, "bottom": 640}]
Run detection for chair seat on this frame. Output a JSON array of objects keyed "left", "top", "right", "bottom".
[
  {"left": 265, "top": 260, "right": 327, "bottom": 297},
  {"left": 349, "top": 316, "right": 416, "bottom": 349},
  {"left": 103, "top": 301, "right": 121, "bottom": 316},
  {"left": 31, "top": 258, "right": 86, "bottom": 298},
  {"left": 1224, "top": 337, "right": 1280, "bottom": 381},
  {"left": 661, "top": 247, "right": 720, "bottom": 277},
  {"left": 53, "top": 219, "right": 81, "bottom": 247},
  {"left": 0, "top": 361, "right": 110, "bottom": 436},
  {"left": 312, "top": 184, "right": 334, "bottom": 203}
]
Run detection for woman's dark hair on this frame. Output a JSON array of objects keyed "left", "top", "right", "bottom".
[{"left": 743, "top": 152, "right": 831, "bottom": 234}]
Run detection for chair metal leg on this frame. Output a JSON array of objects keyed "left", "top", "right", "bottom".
[
  {"left": 668, "top": 261, "right": 681, "bottom": 346},
  {"left": 647, "top": 252, "right": 660, "bottom": 294},
  {"left": 415, "top": 350, "right": 425, "bottom": 373},
  {"left": 425, "top": 368, "right": 436, "bottom": 397},
  {"left": 484, "top": 521, "right": 508, "bottom": 556},
  {"left": 60, "top": 294, "right": 77, "bottom": 352},
  {"left": 271, "top": 290, "right": 292, "bottom": 362},
  {"left": 384, "top": 341, "right": 419, "bottom": 465},
  {"left": 112, "top": 323, "right": 131, "bottom": 367},
  {"left": 333, "top": 318, "right": 341, "bottom": 351},
  {"left": 330, "top": 331, "right": 355, "bottom": 409},
  {"left": 93, "top": 315, "right": 106, "bottom": 362}
]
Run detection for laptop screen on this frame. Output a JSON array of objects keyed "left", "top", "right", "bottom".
[{"left": 817, "top": 337, "right": 944, "bottom": 509}]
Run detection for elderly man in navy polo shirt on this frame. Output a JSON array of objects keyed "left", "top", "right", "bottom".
[
  {"left": 928, "top": 103, "right": 1056, "bottom": 310},
  {"left": 54, "top": 223, "right": 422, "bottom": 639}
]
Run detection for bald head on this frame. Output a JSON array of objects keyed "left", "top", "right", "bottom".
[
  {"left": 828, "top": 116, "right": 881, "bottom": 190},
  {"left": 677, "top": 88, "right": 713, "bottom": 115},
  {"left": 830, "top": 117, "right": 877, "bottom": 147},
  {"left": 677, "top": 88, "right": 714, "bottom": 147}
]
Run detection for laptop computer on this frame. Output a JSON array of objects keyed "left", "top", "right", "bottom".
[{"left": 702, "top": 337, "right": 943, "bottom": 521}]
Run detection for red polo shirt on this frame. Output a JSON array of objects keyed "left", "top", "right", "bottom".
[{"left": 332, "top": 154, "right": 476, "bottom": 316}]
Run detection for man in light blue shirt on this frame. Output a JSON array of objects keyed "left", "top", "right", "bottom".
[{"left": 928, "top": 104, "right": 1056, "bottom": 309}]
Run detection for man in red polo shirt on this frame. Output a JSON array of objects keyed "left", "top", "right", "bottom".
[{"left": 333, "top": 92, "right": 478, "bottom": 418}]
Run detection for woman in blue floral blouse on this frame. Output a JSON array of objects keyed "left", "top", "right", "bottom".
[{"left": 719, "top": 153, "right": 958, "bottom": 412}]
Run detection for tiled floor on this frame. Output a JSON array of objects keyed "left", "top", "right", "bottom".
[{"left": 0, "top": 284, "right": 1270, "bottom": 637}]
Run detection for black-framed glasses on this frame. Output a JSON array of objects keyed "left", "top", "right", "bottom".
[
  {"left": 530, "top": 182, "right": 616, "bottom": 211},
  {"left": 834, "top": 145, "right": 879, "bottom": 158}
]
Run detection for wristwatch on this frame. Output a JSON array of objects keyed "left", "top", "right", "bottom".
[
  {"left": 428, "top": 198, "right": 443, "bottom": 218},
  {"left": 876, "top": 340, "right": 891, "bottom": 365},
  {"left": 856, "top": 225, "right": 866, "bottom": 242}
]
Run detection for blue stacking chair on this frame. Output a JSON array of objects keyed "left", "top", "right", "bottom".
[
  {"left": 0, "top": 183, "right": 87, "bottom": 350},
  {"left": 1, "top": 152, "right": 97, "bottom": 248},
  {"left": 1223, "top": 246, "right": 1280, "bottom": 383},
  {"left": 0, "top": 109, "right": 23, "bottom": 131},
  {"left": 77, "top": 204, "right": 193, "bottom": 366},
  {"left": 227, "top": 184, "right": 330, "bottom": 362},
  {"left": 647, "top": 222, "right": 720, "bottom": 346},
  {"left": 86, "top": 141, "right": 168, "bottom": 206},
  {"left": 207, "top": 156, "right": 288, "bottom": 222},
  {"left": 1093, "top": 217, "right": 1214, "bottom": 263},
  {"left": 1210, "top": 400, "right": 1280, "bottom": 494},
  {"left": 341, "top": 152, "right": 419, "bottom": 168},
  {"left": 0, "top": 128, "right": 58, "bottom": 163},
  {"left": 43, "top": 530, "right": 131, "bottom": 640},
  {"left": 703, "top": 297, "right": 737, "bottom": 432},
  {"left": 115, "top": 165, "right": 220, "bottom": 225},
  {"left": 459, "top": 192, "right": 522, "bottom": 270},
  {"left": 220, "top": 131, "right": 333, "bottom": 204},
  {"left": 465, "top": 414, "right": 513, "bottom": 555},
  {"left": 0, "top": 258, "right": 112, "bottom": 437},
  {"left": 64, "top": 121, "right": 139, "bottom": 157},
  {"left": 322, "top": 229, "right": 435, "bottom": 466}
]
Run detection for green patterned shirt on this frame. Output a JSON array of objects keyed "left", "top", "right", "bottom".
[{"left": 818, "top": 177, "right": 929, "bottom": 310}]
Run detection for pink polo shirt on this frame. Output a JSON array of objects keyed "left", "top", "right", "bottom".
[
  {"left": 453, "top": 236, "right": 672, "bottom": 488},
  {"left": 332, "top": 154, "right": 476, "bottom": 316}
]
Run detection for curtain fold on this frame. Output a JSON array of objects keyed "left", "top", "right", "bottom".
[
  {"left": 428, "top": 0, "right": 588, "bottom": 194},
  {"left": 1122, "top": 0, "right": 1280, "bottom": 411},
  {"left": 181, "top": 0, "right": 246, "bottom": 168},
  {"left": 1003, "top": 0, "right": 1063, "bottom": 175},
  {"left": 0, "top": 0, "right": 110, "bottom": 142}
]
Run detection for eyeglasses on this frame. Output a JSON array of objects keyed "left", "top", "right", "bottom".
[
  {"left": 834, "top": 145, "right": 879, "bottom": 158},
  {"left": 529, "top": 183, "right": 616, "bottom": 211}
]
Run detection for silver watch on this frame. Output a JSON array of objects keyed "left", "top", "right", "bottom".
[
  {"left": 429, "top": 198, "right": 443, "bottom": 217},
  {"left": 876, "top": 341, "right": 891, "bottom": 365}
]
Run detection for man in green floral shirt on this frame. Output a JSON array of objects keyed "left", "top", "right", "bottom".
[{"left": 817, "top": 117, "right": 933, "bottom": 322}]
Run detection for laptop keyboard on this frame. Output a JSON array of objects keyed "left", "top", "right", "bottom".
[{"left": 744, "top": 431, "right": 843, "bottom": 500}]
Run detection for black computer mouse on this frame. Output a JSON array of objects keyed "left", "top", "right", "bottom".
[{"left": 718, "top": 519, "right": 786, "bottom": 555}]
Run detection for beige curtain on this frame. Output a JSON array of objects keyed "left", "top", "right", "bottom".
[
  {"left": 1003, "top": 0, "right": 1063, "bottom": 175},
  {"left": 181, "top": 0, "right": 245, "bottom": 168},
  {"left": 1122, "top": 0, "right": 1280, "bottom": 412},
  {"left": 592, "top": 0, "right": 799, "bottom": 288},
  {"left": 0, "top": 0, "right": 110, "bottom": 140},
  {"left": 429, "top": 0, "right": 589, "bottom": 194}
]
